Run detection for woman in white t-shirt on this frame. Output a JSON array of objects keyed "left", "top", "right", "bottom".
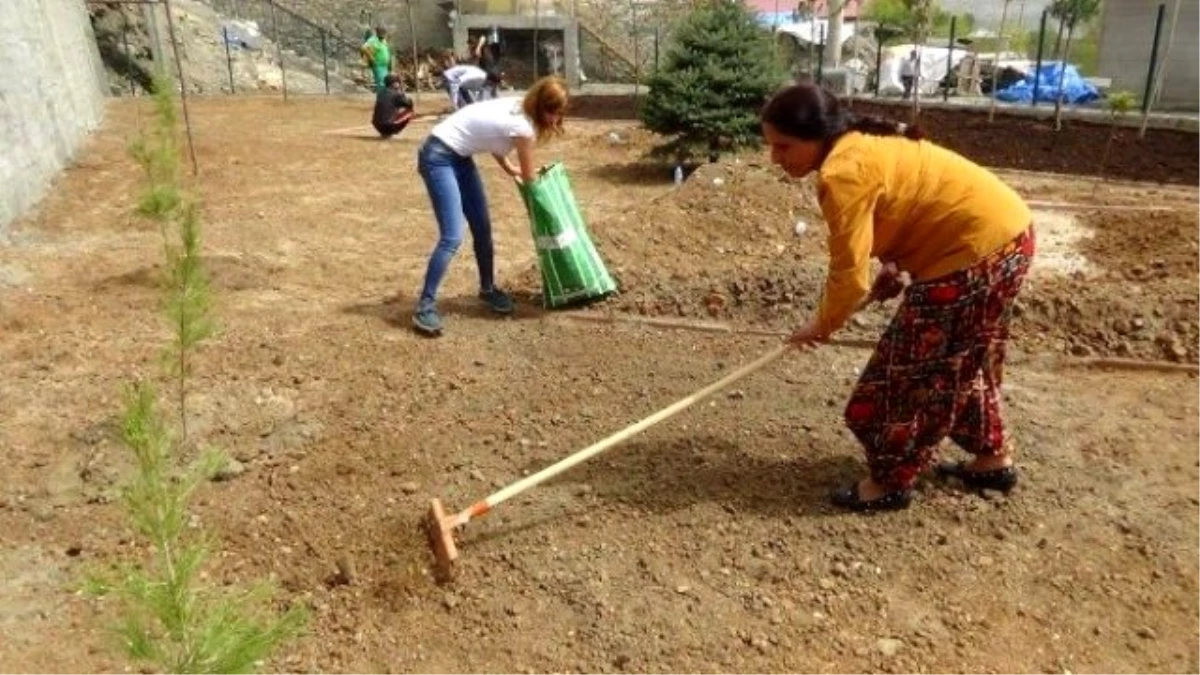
[{"left": 412, "top": 76, "right": 568, "bottom": 335}]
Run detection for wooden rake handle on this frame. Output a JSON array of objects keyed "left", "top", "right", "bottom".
[{"left": 450, "top": 342, "right": 794, "bottom": 527}]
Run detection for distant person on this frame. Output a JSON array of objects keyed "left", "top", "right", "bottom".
[
  {"left": 360, "top": 26, "right": 392, "bottom": 92},
  {"left": 761, "top": 83, "right": 1035, "bottom": 511},
  {"left": 900, "top": 49, "right": 918, "bottom": 99},
  {"left": 442, "top": 63, "right": 500, "bottom": 110},
  {"left": 416, "top": 51, "right": 439, "bottom": 92},
  {"left": 473, "top": 34, "right": 503, "bottom": 99},
  {"left": 410, "top": 76, "right": 569, "bottom": 336},
  {"left": 372, "top": 74, "right": 414, "bottom": 138}
]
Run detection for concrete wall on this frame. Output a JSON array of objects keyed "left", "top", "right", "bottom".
[
  {"left": 1097, "top": 0, "right": 1199, "bottom": 111},
  {"left": 0, "top": 0, "right": 107, "bottom": 232},
  {"left": 277, "top": 0, "right": 454, "bottom": 53}
]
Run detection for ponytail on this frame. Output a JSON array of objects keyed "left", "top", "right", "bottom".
[
  {"left": 761, "top": 83, "right": 925, "bottom": 143},
  {"left": 847, "top": 114, "right": 924, "bottom": 141}
]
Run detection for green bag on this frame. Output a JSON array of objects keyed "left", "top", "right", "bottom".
[{"left": 519, "top": 162, "right": 617, "bottom": 309}]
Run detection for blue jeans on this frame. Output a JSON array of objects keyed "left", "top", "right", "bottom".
[{"left": 417, "top": 136, "right": 494, "bottom": 309}]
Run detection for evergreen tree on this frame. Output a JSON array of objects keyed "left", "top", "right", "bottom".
[{"left": 640, "top": 0, "right": 785, "bottom": 161}]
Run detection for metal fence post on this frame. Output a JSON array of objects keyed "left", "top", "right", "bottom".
[
  {"left": 161, "top": 0, "right": 199, "bottom": 175},
  {"left": 654, "top": 25, "right": 660, "bottom": 72},
  {"left": 1141, "top": 3, "right": 1166, "bottom": 114},
  {"left": 223, "top": 25, "right": 236, "bottom": 93},
  {"left": 631, "top": 0, "right": 639, "bottom": 100},
  {"left": 320, "top": 28, "right": 330, "bottom": 94},
  {"left": 407, "top": 0, "right": 420, "bottom": 103},
  {"left": 123, "top": 13, "right": 136, "bottom": 95},
  {"left": 873, "top": 32, "right": 883, "bottom": 96},
  {"left": 816, "top": 24, "right": 825, "bottom": 82},
  {"left": 1031, "top": 9, "right": 1047, "bottom": 107},
  {"left": 533, "top": 0, "right": 541, "bottom": 80},
  {"left": 943, "top": 15, "right": 956, "bottom": 101},
  {"left": 1141, "top": 0, "right": 1181, "bottom": 137},
  {"left": 269, "top": 0, "right": 288, "bottom": 101}
]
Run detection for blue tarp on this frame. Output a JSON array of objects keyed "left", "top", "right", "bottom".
[{"left": 995, "top": 61, "right": 1100, "bottom": 105}]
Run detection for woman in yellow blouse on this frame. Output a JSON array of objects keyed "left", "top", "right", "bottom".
[{"left": 761, "top": 83, "right": 1036, "bottom": 511}]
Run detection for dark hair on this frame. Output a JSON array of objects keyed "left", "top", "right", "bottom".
[
  {"left": 761, "top": 83, "right": 924, "bottom": 145},
  {"left": 384, "top": 74, "right": 402, "bottom": 89}
]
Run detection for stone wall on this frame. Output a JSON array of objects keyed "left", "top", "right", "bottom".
[{"left": 0, "top": 0, "right": 108, "bottom": 232}]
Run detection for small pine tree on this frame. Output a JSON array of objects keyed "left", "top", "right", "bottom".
[
  {"left": 639, "top": 0, "right": 785, "bottom": 163},
  {"left": 1097, "top": 90, "right": 1136, "bottom": 190},
  {"left": 87, "top": 73, "right": 306, "bottom": 674}
]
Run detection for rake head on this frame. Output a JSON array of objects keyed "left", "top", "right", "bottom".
[{"left": 426, "top": 498, "right": 458, "bottom": 583}]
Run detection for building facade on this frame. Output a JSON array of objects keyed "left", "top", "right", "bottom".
[{"left": 1096, "top": 0, "right": 1198, "bottom": 111}]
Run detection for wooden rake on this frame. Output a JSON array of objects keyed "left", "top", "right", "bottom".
[{"left": 425, "top": 341, "right": 796, "bottom": 583}]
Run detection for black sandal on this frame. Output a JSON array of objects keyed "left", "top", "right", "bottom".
[
  {"left": 829, "top": 484, "right": 913, "bottom": 512},
  {"left": 936, "top": 461, "right": 1019, "bottom": 493}
]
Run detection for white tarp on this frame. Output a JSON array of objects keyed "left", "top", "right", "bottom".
[
  {"left": 877, "top": 43, "right": 969, "bottom": 96},
  {"left": 776, "top": 19, "right": 859, "bottom": 47},
  {"left": 222, "top": 19, "right": 264, "bottom": 51}
]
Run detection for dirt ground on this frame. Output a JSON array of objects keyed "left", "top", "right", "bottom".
[{"left": 0, "top": 95, "right": 1197, "bottom": 674}]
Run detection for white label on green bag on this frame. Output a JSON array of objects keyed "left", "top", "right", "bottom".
[{"left": 535, "top": 229, "right": 578, "bottom": 250}]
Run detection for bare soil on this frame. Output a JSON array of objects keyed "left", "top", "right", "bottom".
[{"left": 0, "top": 96, "right": 1196, "bottom": 674}]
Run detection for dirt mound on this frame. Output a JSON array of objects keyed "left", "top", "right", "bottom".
[
  {"left": 570, "top": 149, "right": 1199, "bottom": 364},
  {"left": 588, "top": 159, "right": 829, "bottom": 319},
  {"left": 1013, "top": 209, "right": 1199, "bottom": 363}
]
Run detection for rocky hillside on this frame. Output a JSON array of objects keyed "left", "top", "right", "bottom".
[{"left": 89, "top": 0, "right": 365, "bottom": 96}]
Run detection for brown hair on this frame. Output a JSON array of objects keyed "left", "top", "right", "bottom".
[
  {"left": 522, "top": 76, "right": 569, "bottom": 142},
  {"left": 761, "top": 83, "right": 923, "bottom": 145}
]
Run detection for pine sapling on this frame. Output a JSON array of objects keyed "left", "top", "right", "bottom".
[
  {"left": 88, "top": 72, "right": 306, "bottom": 674},
  {"left": 640, "top": 0, "right": 785, "bottom": 165},
  {"left": 1097, "top": 90, "right": 1135, "bottom": 190}
]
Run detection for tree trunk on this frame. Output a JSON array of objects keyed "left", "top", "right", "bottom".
[
  {"left": 823, "top": 0, "right": 844, "bottom": 70},
  {"left": 911, "top": 50, "right": 922, "bottom": 121},
  {"left": 910, "top": 0, "right": 932, "bottom": 123},
  {"left": 1051, "top": 15, "right": 1065, "bottom": 59},
  {"left": 988, "top": 0, "right": 1012, "bottom": 122},
  {"left": 1096, "top": 124, "right": 1117, "bottom": 192},
  {"left": 1052, "top": 20, "right": 1075, "bottom": 131}
]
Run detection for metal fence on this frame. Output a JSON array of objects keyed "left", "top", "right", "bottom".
[{"left": 87, "top": 0, "right": 695, "bottom": 103}]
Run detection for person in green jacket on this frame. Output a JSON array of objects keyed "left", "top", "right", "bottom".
[{"left": 360, "top": 26, "right": 391, "bottom": 92}]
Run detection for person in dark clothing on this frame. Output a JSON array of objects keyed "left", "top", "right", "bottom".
[
  {"left": 372, "top": 74, "right": 414, "bottom": 138},
  {"left": 473, "top": 34, "right": 503, "bottom": 100}
]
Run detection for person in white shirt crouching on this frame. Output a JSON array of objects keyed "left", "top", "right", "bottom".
[
  {"left": 442, "top": 63, "right": 502, "bottom": 110},
  {"left": 411, "top": 76, "right": 569, "bottom": 336}
]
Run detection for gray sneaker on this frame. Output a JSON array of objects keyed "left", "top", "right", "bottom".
[
  {"left": 412, "top": 306, "right": 443, "bottom": 335},
  {"left": 478, "top": 287, "right": 514, "bottom": 314}
]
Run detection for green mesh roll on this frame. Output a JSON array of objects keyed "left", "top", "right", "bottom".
[{"left": 519, "top": 162, "right": 617, "bottom": 309}]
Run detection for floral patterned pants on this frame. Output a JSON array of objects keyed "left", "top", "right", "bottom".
[{"left": 844, "top": 228, "right": 1036, "bottom": 490}]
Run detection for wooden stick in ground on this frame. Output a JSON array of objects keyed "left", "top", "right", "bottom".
[
  {"left": 557, "top": 311, "right": 1199, "bottom": 375},
  {"left": 1024, "top": 200, "right": 1183, "bottom": 212},
  {"left": 557, "top": 311, "right": 879, "bottom": 350},
  {"left": 1029, "top": 355, "right": 1198, "bottom": 375}
]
